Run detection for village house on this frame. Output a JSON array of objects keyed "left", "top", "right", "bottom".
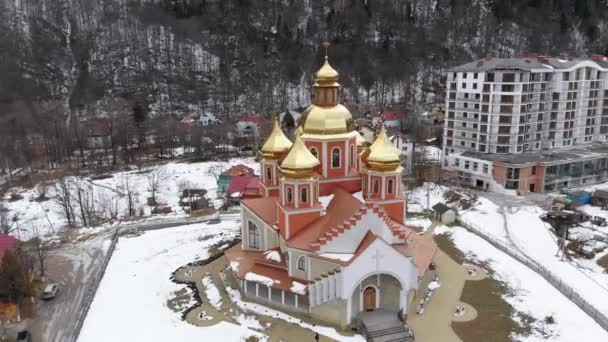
[
  {"left": 217, "top": 164, "right": 256, "bottom": 194},
  {"left": 225, "top": 54, "right": 436, "bottom": 332}
]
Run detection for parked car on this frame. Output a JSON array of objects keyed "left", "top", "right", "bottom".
[
  {"left": 16, "top": 330, "right": 31, "bottom": 342},
  {"left": 42, "top": 283, "right": 59, "bottom": 300}
]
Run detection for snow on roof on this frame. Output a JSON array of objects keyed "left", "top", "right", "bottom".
[
  {"left": 230, "top": 261, "right": 240, "bottom": 273},
  {"left": 318, "top": 253, "right": 354, "bottom": 262},
  {"left": 245, "top": 272, "right": 279, "bottom": 287},
  {"left": 319, "top": 194, "right": 334, "bottom": 210},
  {"left": 238, "top": 116, "right": 266, "bottom": 123},
  {"left": 263, "top": 250, "right": 282, "bottom": 263},
  {"left": 290, "top": 281, "right": 307, "bottom": 295}
]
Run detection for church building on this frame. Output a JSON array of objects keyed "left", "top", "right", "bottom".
[{"left": 225, "top": 53, "right": 436, "bottom": 330}]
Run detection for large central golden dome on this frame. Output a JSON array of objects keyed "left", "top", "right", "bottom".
[
  {"left": 301, "top": 104, "right": 354, "bottom": 135},
  {"left": 301, "top": 52, "right": 354, "bottom": 135}
]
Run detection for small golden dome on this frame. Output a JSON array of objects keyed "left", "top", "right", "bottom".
[
  {"left": 301, "top": 104, "right": 354, "bottom": 135},
  {"left": 260, "top": 117, "right": 293, "bottom": 159},
  {"left": 280, "top": 134, "right": 320, "bottom": 178},
  {"left": 366, "top": 127, "right": 401, "bottom": 171},
  {"left": 315, "top": 56, "right": 339, "bottom": 84}
]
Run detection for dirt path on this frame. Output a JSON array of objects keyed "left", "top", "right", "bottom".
[{"left": 407, "top": 222, "right": 467, "bottom": 342}]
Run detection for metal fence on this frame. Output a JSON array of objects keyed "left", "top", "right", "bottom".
[{"left": 456, "top": 217, "right": 608, "bottom": 332}]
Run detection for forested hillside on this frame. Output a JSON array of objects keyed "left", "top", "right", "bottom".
[{"left": 1, "top": 0, "right": 607, "bottom": 121}]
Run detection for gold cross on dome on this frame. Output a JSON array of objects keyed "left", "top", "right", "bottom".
[{"left": 322, "top": 41, "right": 330, "bottom": 59}]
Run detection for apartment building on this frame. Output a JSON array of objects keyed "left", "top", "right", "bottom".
[{"left": 443, "top": 55, "right": 608, "bottom": 194}]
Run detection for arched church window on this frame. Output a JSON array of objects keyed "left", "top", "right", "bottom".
[
  {"left": 388, "top": 179, "right": 394, "bottom": 194},
  {"left": 301, "top": 187, "right": 308, "bottom": 204},
  {"left": 373, "top": 179, "right": 380, "bottom": 194},
  {"left": 297, "top": 256, "right": 306, "bottom": 271},
  {"left": 313, "top": 185, "right": 317, "bottom": 202},
  {"left": 266, "top": 167, "right": 272, "bottom": 181},
  {"left": 332, "top": 147, "right": 341, "bottom": 168},
  {"left": 286, "top": 188, "right": 293, "bottom": 203},
  {"left": 310, "top": 147, "right": 318, "bottom": 159},
  {"left": 350, "top": 145, "right": 355, "bottom": 168},
  {"left": 248, "top": 221, "right": 260, "bottom": 249}
]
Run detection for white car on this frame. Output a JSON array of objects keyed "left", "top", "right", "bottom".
[{"left": 42, "top": 283, "right": 59, "bottom": 300}]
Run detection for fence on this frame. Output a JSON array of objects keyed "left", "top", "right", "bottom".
[{"left": 456, "top": 216, "right": 608, "bottom": 332}]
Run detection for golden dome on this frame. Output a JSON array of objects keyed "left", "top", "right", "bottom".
[
  {"left": 280, "top": 134, "right": 320, "bottom": 179},
  {"left": 301, "top": 104, "right": 354, "bottom": 135},
  {"left": 315, "top": 56, "right": 339, "bottom": 86},
  {"left": 260, "top": 117, "right": 293, "bottom": 159},
  {"left": 366, "top": 127, "right": 401, "bottom": 172}
]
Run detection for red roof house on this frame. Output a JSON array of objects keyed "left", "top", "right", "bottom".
[{"left": 0, "top": 234, "right": 18, "bottom": 261}]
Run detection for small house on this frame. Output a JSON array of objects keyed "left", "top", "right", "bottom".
[
  {"left": 382, "top": 111, "right": 405, "bottom": 128},
  {"left": 566, "top": 190, "right": 592, "bottom": 207},
  {"left": 217, "top": 164, "right": 256, "bottom": 194},
  {"left": 432, "top": 203, "right": 456, "bottom": 225},
  {"left": 236, "top": 116, "right": 267, "bottom": 138},
  {"left": 87, "top": 118, "right": 112, "bottom": 149},
  {"left": 226, "top": 175, "right": 260, "bottom": 203},
  {"left": 591, "top": 189, "right": 608, "bottom": 207}
]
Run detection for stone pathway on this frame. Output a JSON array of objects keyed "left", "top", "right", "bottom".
[{"left": 407, "top": 221, "right": 471, "bottom": 342}]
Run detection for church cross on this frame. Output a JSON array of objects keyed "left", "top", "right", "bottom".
[{"left": 371, "top": 248, "right": 385, "bottom": 286}]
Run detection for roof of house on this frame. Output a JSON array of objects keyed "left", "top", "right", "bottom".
[
  {"left": 593, "top": 189, "right": 608, "bottom": 199},
  {"left": 449, "top": 55, "right": 608, "bottom": 72},
  {"left": 383, "top": 111, "right": 405, "bottom": 121},
  {"left": 222, "top": 164, "right": 255, "bottom": 177},
  {"left": 432, "top": 202, "right": 452, "bottom": 214},
  {"left": 88, "top": 118, "right": 111, "bottom": 136},
  {"left": 0, "top": 234, "right": 18, "bottom": 260},
  {"left": 227, "top": 175, "right": 259, "bottom": 197}
]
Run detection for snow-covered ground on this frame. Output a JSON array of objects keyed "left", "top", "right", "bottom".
[
  {"left": 435, "top": 225, "right": 608, "bottom": 342},
  {"left": 460, "top": 195, "right": 608, "bottom": 316},
  {"left": 407, "top": 183, "right": 449, "bottom": 213},
  {"left": 2, "top": 158, "right": 257, "bottom": 240},
  {"left": 77, "top": 219, "right": 266, "bottom": 342}
]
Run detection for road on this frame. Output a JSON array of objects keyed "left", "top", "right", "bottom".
[
  {"left": 6, "top": 212, "right": 233, "bottom": 342},
  {"left": 26, "top": 231, "right": 113, "bottom": 342}
]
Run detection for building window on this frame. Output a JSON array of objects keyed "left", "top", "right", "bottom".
[
  {"left": 483, "top": 164, "right": 488, "bottom": 174},
  {"left": 310, "top": 147, "right": 318, "bottom": 159},
  {"left": 373, "top": 179, "right": 380, "bottom": 194},
  {"left": 297, "top": 256, "right": 306, "bottom": 271},
  {"left": 350, "top": 145, "right": 355, "bottom": 168},
  {"left": 531, "top": 166, "right": 536, "bottom": 175},
  {"left": 286, "top": 188, "right": 293, "bottom": 202},
  {"left": 266, "top": 167, "right": 272, "bottom": 181},
  {"left": 332, "top": 147, "right": 341, "bottom": 168},
  {"left": 301, "top": 187, "right": 308, "bottom": 204},
  {"left": 248, "top": 222, "right": 260, "bottom": 249},
  {"left": 387, "top": 179, "right": 394, "bottom": 194}
]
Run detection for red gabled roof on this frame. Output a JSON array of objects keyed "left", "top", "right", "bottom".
[
  {"left": 242, "top": 196, "right": 278, "bottom": 226},
  {"left": 0, "top": 234, "right": 18, "bottom": 260},
  {"left": 393, "top": 234, "right": 436, "bottom": 275},
  {"left": 287, "top": 187, "right": 363, "bottom": 251},
  {"left": 222, "top": 164, "right": 255, "bottom": 177},
  {"left": 383, "top": 111, "right": 405, "bottom": 121},
  {"left": 227, "top": 175, "right": 258, "bottom": 195},
  {"left": 225, "top": 245, "right": 306, "bottom": 293}
]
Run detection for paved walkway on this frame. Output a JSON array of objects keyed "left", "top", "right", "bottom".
[{"left": 407, "top": 222, "right": 466, "bottom": 342}]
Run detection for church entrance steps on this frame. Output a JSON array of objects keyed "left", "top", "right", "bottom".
[{"left": 355, "top": 309, "right": 414, "bottom": 342}]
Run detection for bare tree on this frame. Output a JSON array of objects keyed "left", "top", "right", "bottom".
[
  {"left": 30, "top": 225, "right": 49, "bottom": 279},
  {"left": 146, "top": 167, "right": 166, "bottom": 206},
  {"left": 122, "top": 175, "right": 137, "bottom": 217},
  {"left": 0, "top": 203, "right": 14, "bottom": 234},
  {"left": 56, "top": 177, "right": 75, "bottom": 227}
]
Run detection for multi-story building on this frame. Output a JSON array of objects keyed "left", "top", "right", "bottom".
[{"left": 443, "top": 55, "right": 608, "bottom": 194}]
